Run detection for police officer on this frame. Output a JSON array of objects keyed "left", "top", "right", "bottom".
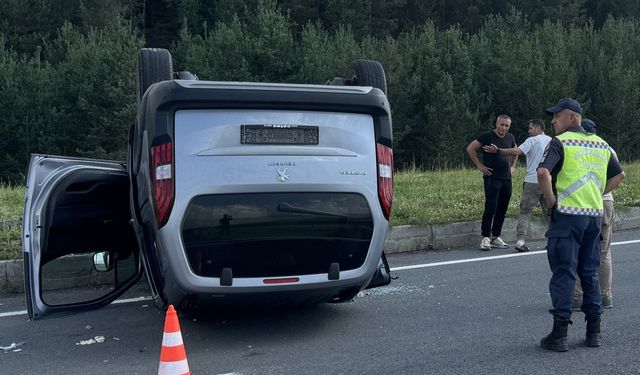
[{"left": 537, "top": 98, "right": 625, "bottom": 352}]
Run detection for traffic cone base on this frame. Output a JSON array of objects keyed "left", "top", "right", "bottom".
[
  {"left": 158, "top": 360, "right": 190, "bottom": 375},
  {"left": 158, "top": 305, "right": 191, "bottom": 375}
]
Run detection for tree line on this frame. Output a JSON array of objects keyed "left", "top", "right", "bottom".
[{"left": 1, "top": 0, "right": 639, "bottom": 182}]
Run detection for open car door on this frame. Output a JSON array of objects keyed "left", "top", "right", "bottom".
[{"left": 23, "top": 155, "right": 141, "bottom": 320}]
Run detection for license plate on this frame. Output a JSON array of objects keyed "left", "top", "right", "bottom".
[{"left": 241, "top": 125, "right": 319, "bottom": 145}]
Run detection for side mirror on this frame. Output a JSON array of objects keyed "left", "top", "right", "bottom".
[{"left": 93, "top": 251, "right": 112, "bottom": 272}]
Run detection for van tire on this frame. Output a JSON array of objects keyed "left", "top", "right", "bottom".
[
  {"left": 137, "top": 48, "right": 173, "bottom": 105},
  {"left": 349, "top": 60, "right": 387, "bottom": 95}
]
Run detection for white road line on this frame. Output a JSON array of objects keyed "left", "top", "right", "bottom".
[
  {"left": 610, "top": 239, "right": 640, "bottom": 246},
  {"left": 0, "top": 310, "right": 26, "bottom": 318},
  {"left": 2, "top": 239, "right": 638, "bottom": 319},
  {"left": 390, "top": 239, "right": 640, "bottom": 272},
  {"left": 390, "top": 250, "right": 547, "bottom": 271},
  {"left": 112, "top": 296, "right": 153, "bottom": 304},
  {"left": 0, "top": 296, "right": 153, "bottom": 318}
]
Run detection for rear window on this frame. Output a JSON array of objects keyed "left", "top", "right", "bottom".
[{"left": 182, "top": 193, "right": 373, "bottom": 277}]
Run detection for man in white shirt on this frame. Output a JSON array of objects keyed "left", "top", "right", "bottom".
[{"left": 483, "top": 119, "right": 552, "bottom": 252}]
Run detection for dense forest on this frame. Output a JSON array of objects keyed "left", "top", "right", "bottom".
[{"left": 1, "top": 0, "right": 639, "bottom": 182}]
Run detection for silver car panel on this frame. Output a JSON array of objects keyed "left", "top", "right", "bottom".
[
  {"left": 157, "top": 109, "right": 387, "bottom": 293},
  {"left": 22, "top": 155, "right": 140, "bottom": 319},
  {"left": 174, "top": 79, "right": 374, "bottom": 94}
]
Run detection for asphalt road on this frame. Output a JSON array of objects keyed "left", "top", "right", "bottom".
[{"left": 1, "top": 230, "right": 639, "bottom": 375}]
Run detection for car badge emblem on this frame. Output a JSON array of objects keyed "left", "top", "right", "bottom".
[{"left": 276, "top": 168, "right": 289, "bottom": 182}]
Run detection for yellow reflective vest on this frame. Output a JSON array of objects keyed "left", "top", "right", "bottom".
[{"left": 555, "top": 131, "right": 611, "bottom": 216}]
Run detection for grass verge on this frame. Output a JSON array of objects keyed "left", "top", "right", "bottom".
[
  {"left": 392, "top": 162, "right": 639, "bottom": 226},
  {"left": 0, "top": 183, "right": 25, "bottom": 260},
  {"left": 1, "top": 162, "right": 638, "bottom": 260}
]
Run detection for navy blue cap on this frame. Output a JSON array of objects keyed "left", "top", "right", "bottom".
[
  {"left": 545, "top": 98, "right": 582, "bottom": 115},
  {"left": 581, "top": 118, "right": 597, "bottom": 133}
]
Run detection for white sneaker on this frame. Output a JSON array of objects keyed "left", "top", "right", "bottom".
[
  {"left": 490, "top": 237, "right": 509, "bottom": 248},
  {"left": 480, "top": 237, "right": 491, "bottom": 251}
]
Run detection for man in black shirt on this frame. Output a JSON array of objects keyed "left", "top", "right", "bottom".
[{"left": 466, "top": 114, "right": 518, "bottom": 250}]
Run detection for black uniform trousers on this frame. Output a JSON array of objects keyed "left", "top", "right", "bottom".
[{"left": 546, "top": 212, "right": 604, "bottom": 320}]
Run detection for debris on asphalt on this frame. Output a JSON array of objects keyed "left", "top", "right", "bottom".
[
  {"left": 75, "top": 336, "right": 106, "bottom": 346},
  {"left": 365, "top": 285, "right": 424, "bottom": 296},
  {"left": 1, "top": 342, "right": 26, "bottom": 353}
]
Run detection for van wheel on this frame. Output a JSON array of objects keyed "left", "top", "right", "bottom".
[
  {"left": 137, "top": 48, "right": 173, "bottom": 105},
  {"left": 349, "top": 60, "right": 387, "bottom": 95}
]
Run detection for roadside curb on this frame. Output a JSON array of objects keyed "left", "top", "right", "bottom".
[
  {"left": 1, "top": 259, "right": 23, "bottom": 294},
  {"left": 384, "top": 207, "right": 640, "bottom": 253},
  {"left": 2, "top": 207, "right": 639, "bottom": 294}
]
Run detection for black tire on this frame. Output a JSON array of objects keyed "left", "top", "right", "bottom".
[
  {"left": 349, "top": 59, "right": 387, "bottom": 95},
  {"left": 137, "top": 48, "right": 173, "bottom": 105}
]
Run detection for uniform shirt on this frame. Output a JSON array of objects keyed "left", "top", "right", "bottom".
[
  {"left": 476, "top": 131, "right": 516, "bottom": 179},
  {"left": 537, "top": 127, "right": 623, "bottom": 197},
  {"left": 518, "top": 133, "right": 552, "bottom": 183}
]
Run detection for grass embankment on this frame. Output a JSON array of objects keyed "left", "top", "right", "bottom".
[
  {"left": 0, "top": 183, "right": 24, "bottom": 260},
  {"left": 392, "top": 162, "right": 639, "bottom": 226},
  {"left": 1, "top": 162, "right": 638, "bottom": 260}
]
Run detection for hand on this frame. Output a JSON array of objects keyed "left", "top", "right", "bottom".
[
  {"left": 482, "top": 144, "right": 498, "bottom": 154},
  {"left": 478, "top": 165, "right": 493, "bottom": 176},
  {"left": 545, "top": 196, "right": 557, "bottom": 213},
  {"left": 510, "top": 166, "right": 516, "bottom": 176}
]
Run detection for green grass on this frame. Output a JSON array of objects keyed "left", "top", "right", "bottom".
[
  {"left": 392, "top": 166, "right": 526, "bottom": 226},
  {"left": 392, "top": 161, "right": 640, "bottom": 226},
  {"left": 0, "top": 183, "right": 25, "bottom": 261},
  {"left": 0, "top": 162, "right": 638, "bottom": 260}
]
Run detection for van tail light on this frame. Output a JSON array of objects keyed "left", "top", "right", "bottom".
[
  {"left": 150, "top": 141, "right": 175, "bottom": 227},
  {"left": 376, "top": 143, "right": 393, "bottom": 221}
]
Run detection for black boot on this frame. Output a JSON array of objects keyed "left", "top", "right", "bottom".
[
  {"left": 540, "top": 318, "right": 570, "bottom": 352},
  {"left": 585, "top": 316, "right": 601, "bottom": 347}
]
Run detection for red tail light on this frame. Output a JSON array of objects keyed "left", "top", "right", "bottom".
[
  {"left": 263, "top": 277, "right": 300, "bottom": 284},
  {"left": 150, "top": 141, "right": 175, "bottom": 227},
  {"left": 376, "top": 143, "right": 393, "bottom": 220}
]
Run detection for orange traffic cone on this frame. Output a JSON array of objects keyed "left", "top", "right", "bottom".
[{"left": 158, "top": 305, "right": 191, "bottom": 375}]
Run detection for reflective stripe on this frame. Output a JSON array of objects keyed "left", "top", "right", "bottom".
[
  {"left": 558, "top": 205, "right": 604, "bottom": 216},
  {"left": 158, "top": 359, "right": 190, "bottom": 375},
  {"left": 559, "top": 138, "right": 610, "bottom": 149},
  {"left": 162, "top": 331, "right": 184, "bottom": 347},
  {"left": 556, "top": 172, "right": 604, "bottom": 202},
  {"left": 160, "top": 344, "right": 187, "bottom": 362}
]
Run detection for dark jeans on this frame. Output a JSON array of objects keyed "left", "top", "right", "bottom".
[
  {"left": 481, "top": 177, "right": 512, "bottom": 238},
  {"left": 546, "top": 213, "right": 603, "bottom": 320}
]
